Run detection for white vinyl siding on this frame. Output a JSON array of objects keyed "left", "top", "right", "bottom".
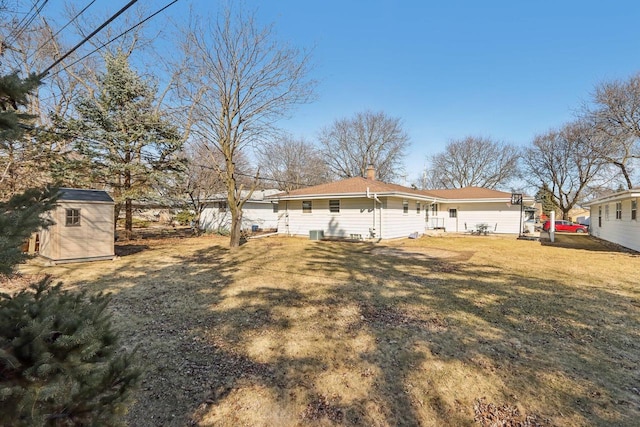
[
  {"left": 589, "top": 198, "right": 640, "bottom": 252},
  {"left": 200, "top": 201, "right": 280, "bottom": 232},
  {"left": 382, "top": 197, "right": 426, "bottom": 238},
  {"left": 437, "top": 202, "right": 523, "bottom": 233},
  {"left": 280, "top": 198, "right": 381, "bottom": 238}
]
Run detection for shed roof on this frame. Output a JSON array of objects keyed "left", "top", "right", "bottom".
[{"left": 58, "top": 188, "right": 114, "bottom": 203}]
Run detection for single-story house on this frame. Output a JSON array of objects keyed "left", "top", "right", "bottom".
[
  {"left": 199, "top": 189, "right": 281, "bottom": 232},
  {"left": 36, "top": 188, "right": 115, "bottom": 264},
  {"left": 267, "top": 168, "right": 534, "bottom": 240},
  {"left": 583, "top": 188, "right": 640, "bottom": 252}
]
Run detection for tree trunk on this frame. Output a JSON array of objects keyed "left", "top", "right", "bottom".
[
  {"left": 124, "top": 164, "right": 132, "bottom": 240},
  {"left": 229, "top": 205, "right": 242, "bottom": 248},
  {"left": 125, "top": 198, "right": 132, "bottom": 240}
]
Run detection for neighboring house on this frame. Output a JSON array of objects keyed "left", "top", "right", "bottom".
[
  {"left": 36, "top": 188, "right": 115, "bottom": 264},
  {"left": 568, "top": 205, "right": 590, "bottom": 224},
  {"left": 199, "top": 189, "right": 281, "bottom": 232},
  {"left": 267, "top": 168, "right": 533, "bottom": 240},
  {"left": 583, "top": 188, "right": 640, "bottom": 252}
]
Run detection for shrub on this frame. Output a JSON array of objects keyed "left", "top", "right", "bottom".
[
  {"left": 174, "top": 210, "right": 196, "bottom": 226},
  {"left": 0, "top": 278, "right": 140, "bottom": 426}
]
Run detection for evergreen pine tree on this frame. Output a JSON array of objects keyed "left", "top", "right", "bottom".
[
  {"left": 0, "top": 187, "right": 58, "bottom": 275},
  {"left": 535, "top": 183, "right": 558, "bottom": 218},
  {"left": 0, "top": 278, "right": 140, "bottom": 426},
  {"left": 0, "top": 69, "right": 139, "bottom": 426},
  {"left": 55, "top": 52, "right": 183, "bottom": 239}
]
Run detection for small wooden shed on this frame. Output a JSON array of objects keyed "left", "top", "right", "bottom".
[{"left": 37, "top": 188, "right": 115, "bottom": 264}]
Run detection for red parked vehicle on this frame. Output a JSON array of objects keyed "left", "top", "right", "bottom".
[{"left": 542, "top": 220, "right": 588, "bottom": 233}]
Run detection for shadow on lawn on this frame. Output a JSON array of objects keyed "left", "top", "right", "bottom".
[
  {"left": 80, "top": 237, "right": 639, "bottom": 426},
  {"left": 297, "top": 240, "right": 640, "bottom": 426}
]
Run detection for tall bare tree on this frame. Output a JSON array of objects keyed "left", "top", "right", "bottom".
[
  {"left": 180, "top": 142, "right": 253, "bottom": 233},
  {"left": 256, "top": 135, "right": 329, "bottom": 191},
  {"left": 176, "top": 7, "right": 315, "bottom": 247},
  {"left": 425, "top": 136, "right": 520, "bottom": 189},
  {"left": 523, "top": 121, "right": 605, "bottom": 220},
  {"left": 318, "top": 110, "right": 409, "bottom": 182},
  {"left": 584, "top": 73, "right": 640, "bottom": 189}
]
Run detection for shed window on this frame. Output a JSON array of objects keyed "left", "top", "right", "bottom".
[
  {"left": 632, "top": 199, "right": 637, "bottom": 220},
  {"left": 65, "top": 208, "right": 81, "bottom": 226},
  {"left": 302, "top": 200, "right": 312, "bottom": 213},
  {"left": 449, "top": 208, "right": 457, "bottom": 218},
  {"left": 329, "top": 199, "right": 340, "bottom": 213},
  {"left": 615, "top": 202, "right": 622, "bottom": 220},
  {"left": 402, "top": 200, "right": 409, "bottom": 214},
  {"left": 218, "top": 201, "right": 227, "bottom": 212}
]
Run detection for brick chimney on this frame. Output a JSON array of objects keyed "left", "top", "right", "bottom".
[{"left": 366, "top": 164, "right": 376, "bottom": 180}]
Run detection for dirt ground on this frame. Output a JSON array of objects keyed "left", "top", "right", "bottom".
[{"left": 12, "top": 232, "right": 640, "bottom": 426}]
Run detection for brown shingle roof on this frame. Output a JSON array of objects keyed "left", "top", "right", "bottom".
[
  {"left": 273, "top": 177, "right": 428, "bottom": 199},
  {"left": 271, "top": 180, "right": 529, "bottom": 202}
]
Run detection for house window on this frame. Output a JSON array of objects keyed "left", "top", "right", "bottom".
[
  {"left": 615, "top": 202, "right": 622, "bottom": 220},
  {"left": 632, "top": 199, "right": 637, "bottom": 220},
  {"left": 449, "top": 208, "right": 457, "bottom": 218},
  {"left": 605, "top": 204, "right": 609, "bottom": 220},
  {"left": 329, "top": 199, "right": 340, "bottom": 213},
  {"left": 416, "top": 202, "right": 421, "bottom": 214},
  {"left": 403, "top": 200, "right": 409, "bottom": 214},
  {"left": 65, "top": 208, "right": 81, "bottom": 226},
  {"left": 302, "top": 200, "right": 312, "bottom": 213},
  {"left": 272, "top": 203, "right": 278, "bottom": 213},
  {"left": 218, "top": 201, "right": 227, "bottom": 212},
  {"left": 598, "top": 205, "right": 602, "bottom": 227},
  {"left": 431, "top": 203, "right": 438, "bottom": 216}
]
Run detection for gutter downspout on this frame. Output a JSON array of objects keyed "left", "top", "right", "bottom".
[{"left": 366, "top": 187, "right": 382, "bottom": 239}]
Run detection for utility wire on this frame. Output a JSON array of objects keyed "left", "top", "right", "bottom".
[
  {"left": 28, "top": 0, "right": 97, "bottom": 62},
  {"left": 11, "top": 0, "right": 49, "bottom": 44},
  {"left": 4, "top": 0, "right": 45, "bottom": 47},
  {"left": 50, "top": 0, "right": 179, "bottom": 78},
  {"left": 39, "top": 0, "right": 140, "bottom": 77}
]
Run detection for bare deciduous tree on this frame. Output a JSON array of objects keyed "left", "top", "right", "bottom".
[
  {"left": 256, "top": 135, "right": 329, "bottom": 191},
  {"left": 318, "top": 110, "right": 409, "bottom": 182},
  {"left": 180, "top": 142, "right": 253, "bottom": 233},
  {"left": 176, "top": 7, "right": 315, "bottom": 247},
  {"left": 425, "top": 136, "right": 520, "bottom": 190},
  {"left": 584, "top": 73, "right": 640, "bottom": 189},
  {"left": 523, "top": 121, "right": 605, "bottom": 220}
]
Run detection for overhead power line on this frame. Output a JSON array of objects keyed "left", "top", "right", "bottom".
[
  {"left": 51, "top": 0, "right": 179, "bottom": 78},
  {"left": 28, "top": 0, "right": 97, "bottom": 62},
  {"left": 39, "top": 0, "right": 140, "bottom": 77},
  {"left": 4, "top": 0, "right": 47, "bottom": 47}
]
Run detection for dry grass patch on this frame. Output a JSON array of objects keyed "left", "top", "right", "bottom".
[{"left": 13, "top": 232, "right": 640, "bottom": 426}]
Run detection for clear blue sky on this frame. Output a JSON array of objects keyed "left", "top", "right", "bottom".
[
  {"left": 200, "top": 0, "right": 640, "bottom": 183},
  {"left": 40, "top": 0, "right": 640, "bottom": 183}
]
